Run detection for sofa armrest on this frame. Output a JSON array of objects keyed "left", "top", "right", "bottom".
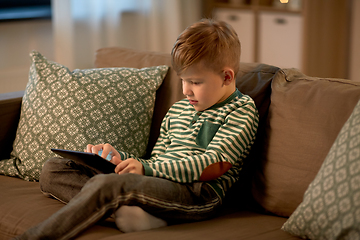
[{"left": 0, "top": 91, "right": 24, "bottom": 160}]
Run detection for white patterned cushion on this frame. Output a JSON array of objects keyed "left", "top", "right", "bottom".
[
  {"left": 282, "top": 100, "right": 360, "bottom": 239},
  {"left": 0, "top": 51, "right": 168, "bottom": 181}
]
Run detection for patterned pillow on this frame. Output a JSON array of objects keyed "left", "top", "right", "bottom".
[
  {"left": 282, "top": 100, "right": 360, "bottom": 239},
  {"left": 0, "top": 51, "right": 168, "bottom": 181}
]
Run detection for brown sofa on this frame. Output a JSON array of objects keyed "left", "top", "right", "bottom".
[{"left": 1, "top": 47, "right": 360, "bottom": 240}]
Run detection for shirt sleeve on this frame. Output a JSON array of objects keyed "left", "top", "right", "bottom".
[{"left": 141, "top": 98, "right": 259, "bottom": 183}]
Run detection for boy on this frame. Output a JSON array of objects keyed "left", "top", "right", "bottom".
[{"left": 16, "top": 19, "right": 259, "bottom": 239}]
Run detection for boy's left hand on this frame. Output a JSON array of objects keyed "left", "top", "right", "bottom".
[{"left": 114, "top": 158, "right": 144, "bottom": 175}]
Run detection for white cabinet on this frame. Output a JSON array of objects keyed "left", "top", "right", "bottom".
[
  {"left": 259, "top": 12, "right": 303, "bottom": 69},
  {"left": 214, "top": 8, "right": 255, "bottom": 63},
  {"left": 213, "top": 8, "right": 303, "bottom": 70}
]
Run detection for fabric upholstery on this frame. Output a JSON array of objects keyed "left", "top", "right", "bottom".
[
  {"left": 0, "top": 91, "right": 23, "bottom": 160},
  {"left": 228, "top": 63, "right": 280, "bottom": 207},
  {"left": 0, "top": 174, "right": 297, "bottom": 240},
  {"left": 2, "top": 47, "right": 360, "bottom": 239},
  {"left": 282, "top": 99, "right": 360, "bottom": 239},
  {"left": 252, "top": 69, "right": 360, "bottom": 217}
]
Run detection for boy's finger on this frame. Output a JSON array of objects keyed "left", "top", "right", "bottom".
[
  {"left": 110, "top": 156, "right": 122, "bottom": 165},
  {"left": 100, "top": 144, "right": 113, "bottom": 158},
  {"left": 115, "top": 160, "right": 127, "bottom": 174},
  {"left": 85, "top": 144, "right": 94, "bottom": 153}
]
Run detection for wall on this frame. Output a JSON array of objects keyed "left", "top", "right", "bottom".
[
  {"left": 302, "top": 0, "right": 351, "bottom": 79},
  {"left": 0, "top": 19, "right": 54, "bottom": 94},
  {"left": 350, "top": 0, "right": 360, "bottom": 81}
]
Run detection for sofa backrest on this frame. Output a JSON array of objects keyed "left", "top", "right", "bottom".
[{"left": 251, "top": 69, "right": 360, "bottom": 217}]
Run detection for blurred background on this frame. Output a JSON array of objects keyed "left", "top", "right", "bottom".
[{"left": 0, "top": 0, "right": 359, "bottom": 94}]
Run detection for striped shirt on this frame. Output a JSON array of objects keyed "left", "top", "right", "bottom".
[{"left": 119, "top": 89, "right": 259, "bottom": 200}]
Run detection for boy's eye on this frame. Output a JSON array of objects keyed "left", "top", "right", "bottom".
[{"left": 181, "top": 79, "right": 202, "bottom": 85}]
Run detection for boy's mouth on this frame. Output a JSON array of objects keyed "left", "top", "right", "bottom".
[{"left": 188, "top": 99, "right": 198, "bottom": 105}]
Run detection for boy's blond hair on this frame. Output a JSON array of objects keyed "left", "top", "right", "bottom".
[{"left": 171, "top": 19, "right": 241, "bottom": 76}]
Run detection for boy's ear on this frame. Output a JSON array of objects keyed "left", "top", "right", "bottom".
[{"left": 223, "top": 68, "right": 235, "bottom": 85}]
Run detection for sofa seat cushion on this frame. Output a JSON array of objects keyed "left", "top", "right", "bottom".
[
  {"left": 252, "top": 69, "right": 360, "bottom": 217},
  {"left": 0, "top": 175, "right": 298, "bottom": 239},
  {"left": 0, "top": 175, "right": 121, "bottom": 239}
]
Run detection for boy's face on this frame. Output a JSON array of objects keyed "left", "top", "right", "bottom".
[{"left": 180, "top": 62, "right": 234, "bottom": 112}]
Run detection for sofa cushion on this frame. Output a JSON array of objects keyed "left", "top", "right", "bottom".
[
  {"left": 0, "top": 51, "right": 168, "bottom": 181},
  {"left": 252, "top": 69, "right": 360, "bottom": 217},
  {"left": 227, "top": 63, "right": 280, "bottom": 207},
  {"left": 0, "top": 175, "right": 121, "bottom": 239},
  {"left": 282, "top": 99, "right": 360, "bottom": 239},
  {"left": 0, "top": 175, "right": 298, "bottom": 240}
]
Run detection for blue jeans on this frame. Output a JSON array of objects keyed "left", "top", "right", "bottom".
[{"left": 16, "top": 158, "right": 221, "bottom": 239}]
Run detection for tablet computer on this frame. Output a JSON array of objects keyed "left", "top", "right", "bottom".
[{"left": 51, "top": 148, "right": 116, "bottom": 174}]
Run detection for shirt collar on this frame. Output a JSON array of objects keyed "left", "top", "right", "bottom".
[{"left": 206, "top": 89, "right": 243, "bottom": 111}]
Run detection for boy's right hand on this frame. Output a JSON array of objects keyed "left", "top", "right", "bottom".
[{"left": 85, "top": 143, "right": 122, "bottom": 166}]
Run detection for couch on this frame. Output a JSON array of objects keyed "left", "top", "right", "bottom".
[{"left": 1, "top": 47, "right": 360, "bottom": 240}]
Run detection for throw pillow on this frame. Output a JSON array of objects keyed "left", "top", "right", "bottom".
[
  {"left": 0, "top": 51, "right": 168, "bottom": 181},
  {"left": 282, "top": 99, "right": 360, "bottom": 239}
]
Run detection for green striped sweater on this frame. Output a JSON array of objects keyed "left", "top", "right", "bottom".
[{"left": 119, "top": 89, "right": 259, "bottom": 200}]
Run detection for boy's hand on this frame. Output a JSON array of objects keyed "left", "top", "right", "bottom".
[
  {"left": 85, "top": 143, "right": 121, "bottom": 163},
  {"left": 115, "top": 158, "right": 144, "bottom": 175},
  {"left": 85, "top": 144, "right": 144, "bottom": 175}
]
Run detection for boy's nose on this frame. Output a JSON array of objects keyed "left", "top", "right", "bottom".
[{"left": 182, "top": 81, "right": 193, "bottom": 96}]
